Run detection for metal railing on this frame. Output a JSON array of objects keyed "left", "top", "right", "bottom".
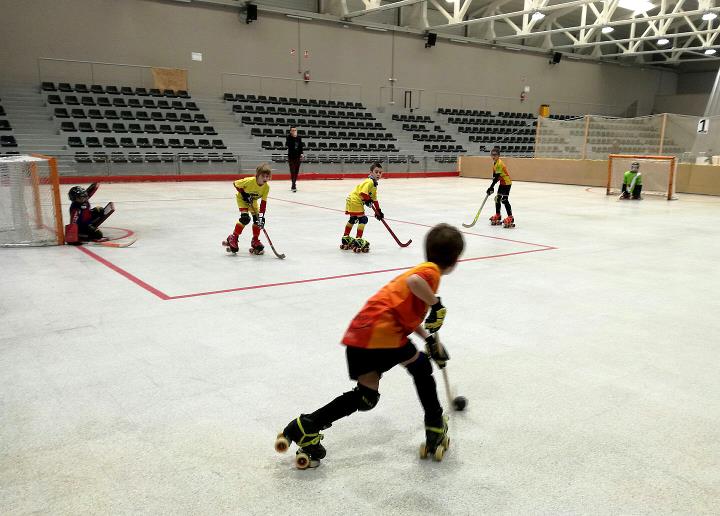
[
  {"left": 37, "top": 58, "right": 187, "bottom": 90},
  {"left": 220, "top": 73, "right": 363, "bottom": 103}
]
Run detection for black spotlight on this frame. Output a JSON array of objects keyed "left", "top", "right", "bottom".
[
  {"left": 550, "top": 52, "right": 562, "bottom": 64},
  {"left": 246, "top": 4, "right": 257, "bottom": 24},
  {"left": 425, "top": 33, "right": 437, "bottom": 48}
]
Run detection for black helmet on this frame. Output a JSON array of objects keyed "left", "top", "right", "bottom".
[{"left": 68, "top": 186, "right": 87, "bottom": 201}]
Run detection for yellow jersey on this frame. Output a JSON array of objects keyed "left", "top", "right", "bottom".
[
  {"left": 348, "top": 177, "right": 378, "bottom": 205},
  {"left": 234, "top": 176, "right": 270, "bottom": 201},
  {"left": 493, "top": 159, "right": 512, "bottom": 186}
]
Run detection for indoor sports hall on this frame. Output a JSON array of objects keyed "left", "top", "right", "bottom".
[{"left": 1, "top": 0, "right": 719, "bottom": 514}]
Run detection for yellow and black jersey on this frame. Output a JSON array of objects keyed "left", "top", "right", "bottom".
[
  {"left": 493, "top": 159, "right": 512, "bottom": 186},
  {"left": 234, "top": 176, "right": 270, "bottom": 201}
]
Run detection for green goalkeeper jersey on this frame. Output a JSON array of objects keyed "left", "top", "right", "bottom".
[{"left": 623, "top": 170, "right": 642, "bottom": 186}]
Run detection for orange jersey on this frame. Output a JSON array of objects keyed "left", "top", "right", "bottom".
[
  {"left": 493, "top": 158, "right": 512, "bottom": 186},
  {"left": 342, "top": 262, "right": 441, "bottom": 349}
]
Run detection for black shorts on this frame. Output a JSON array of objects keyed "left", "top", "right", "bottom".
[
  {"left": 345, "top": 341, "right": 418, "bottom": 380},
  {"left": 498, "top": 184, "right": 511, "bottom": 196}
]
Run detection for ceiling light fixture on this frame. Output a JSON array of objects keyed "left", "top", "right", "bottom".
[
  {"left": 531, "top": 11, "right": 545, "bottom": 21},
  {"left": 618, "top": 0, "right": 655, "bottom": 13},
  {"left": 601, "top": 26, "right": 614, "bottom": 34},
  {"left": 705, "top": 48, "right": 717, "bottom": 55},
  {"left": 657, "top": 38, "right": 670, "bottom": 45},
  {"left": 702, "top": 12, "right": 718, "bottom": 21}
]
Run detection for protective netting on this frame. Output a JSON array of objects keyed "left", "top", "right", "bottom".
[
  {"left": 536, "top": 114, "right": 720, "bottom": 163},
  {"left": 607, "top": 155, "right": 676, "bottom": 199},
  {"left": 0, "top": 155, "right": 63, "bottom": 247}
]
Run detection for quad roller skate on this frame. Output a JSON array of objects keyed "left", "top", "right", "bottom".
[
  {"left": 249, "top": 238, "right": 265, "bottom": 255},
  {"left": 502, "top": 215, "right": 515, "bottom": 228},
  {"left": 274, "top": 415, "right": 327, "bottom": 469},
  {"left": 419, "top": 415, "right": 449, "bottom": 462},
  {"left": 222, "top": 233, "right": 239, "bottom": 254},
  {"left": 353, "top": 238, "right": 370, "bottom": 253},
  {"left": 340, "top": 235, "right": 355, "bottom": 250},
  {"left": 489, "top": 213, "right": 502, "bottom": 226}
]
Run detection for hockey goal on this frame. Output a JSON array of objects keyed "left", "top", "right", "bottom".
[
  {"left": 606, "top": 154, "right": 677, "bottom": 200},
  {"left": 0, "top": 154, "right": 64, "bottom": 247}
]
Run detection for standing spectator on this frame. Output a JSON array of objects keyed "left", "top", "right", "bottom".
[{"left": 286, "top": 126, "right": 304, "bottom": 192}]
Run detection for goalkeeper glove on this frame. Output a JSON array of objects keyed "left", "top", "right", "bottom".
[
  {"left": 424, "top": 298, "right": 446, "bottom": 333},
  {"left": 425, "top": 335, "right": 450, "bottom": 368}
]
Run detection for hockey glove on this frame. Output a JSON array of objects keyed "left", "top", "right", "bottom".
[
  {"left": 255, "top": 215, "right": 265, "bottom": 229},
  {"left": 424, "top": 298, "right": 446, "bottom": 333},
  {"left": 374, "top": 209, "right": 384, "bottom": 221},
  {"left": 486, "top": 187, "right": 494, "bottom": 195},
  {"left": 241, "top": 191, "right": 253, "bottom": 204},
  {"left": 425, "top": 335, "right": 450, "bottom": 368},
  {"left": 363, "top": 199, "right": 373, "bottom": 207}
]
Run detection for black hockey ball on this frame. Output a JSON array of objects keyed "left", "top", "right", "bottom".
[{"left": 453, "top": 396, "right": 467, "bottom": 411}]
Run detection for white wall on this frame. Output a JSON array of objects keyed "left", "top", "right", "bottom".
[{"left": 0, "top": 0, "right": 674, "bottom": 116}]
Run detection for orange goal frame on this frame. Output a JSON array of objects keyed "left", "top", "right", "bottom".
[
  {"left": 607, "top": 154, "right": 677, "bottom": 201},
  {"left": 29, "top": 154, "right": 64, "bottom": 245}
]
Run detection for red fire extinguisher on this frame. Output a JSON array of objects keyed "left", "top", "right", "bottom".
[{"left": 303, "top": 70, "right": 310, "bottom": 83}]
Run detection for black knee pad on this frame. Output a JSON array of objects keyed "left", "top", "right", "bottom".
[
  {"left": 494, "top": 194, "right": 501, "bottom": 204},
  {"left": 348, "top": 216, "right": 358, "bottom": 224},
  {"left": 239, "top": 212, "right": 251, "bottom": 225},
  {"left": 354, "top": 384, "right": 380, "bottom": 411},
  {"left": 358, "top": 215, "right": 369, "bottom": 224},
  {"left": 501, "top": 194, "right": 510, "bottom": 203},
  {"left": 406, "top": 352, "right": 433, "bottom": 378}
]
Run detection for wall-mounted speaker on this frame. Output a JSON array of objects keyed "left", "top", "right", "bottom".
[
  {"left": 550, "top": 52, "right": 562, "bottom": 64},
  {"left": 425, "top": 33, "right": 437, "bottom": 48},
  {"left": 246, "top": 4, "right": 257, "bottom": 24}
]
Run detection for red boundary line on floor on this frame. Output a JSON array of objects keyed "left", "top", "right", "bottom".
[
  {"left": 59, "top": 171, "right": 459, "bottom": 184},
  {"left": 74, "top": 193, "right": 557, "bottom": 300}
]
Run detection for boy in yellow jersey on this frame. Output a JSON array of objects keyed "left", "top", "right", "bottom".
[
  {"left": 486, "top": 147, "right": 515, "bottom": 228},
  {"left": 340, "top": 162, "right": 385, "bottom": 253},
  {"left": 223, "top": 163, "right": 272, "bottom": 255},
  {"left": 275, "top": 224, "right": 465, "bottom": 468}
]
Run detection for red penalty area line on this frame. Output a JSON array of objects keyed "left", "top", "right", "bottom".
[{"left": 75, "top": 246, "right": 170, "bottom": 300}]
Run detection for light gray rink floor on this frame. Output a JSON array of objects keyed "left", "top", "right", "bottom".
[{"left": 2, "top": 177, "right": 720, "bottom": 515}]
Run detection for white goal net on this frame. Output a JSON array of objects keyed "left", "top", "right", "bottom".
[
  {"left": 606, "top": 154, "right": 677, "bottom": 200},
  {"left": 0, "top": 155, "right": 64, "bottom": 247}
]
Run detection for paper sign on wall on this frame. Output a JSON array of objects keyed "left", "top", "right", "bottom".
[
  {"left": 191, "top": 52, "right": 203, "bottom": 62},
  {"left": 290, "top": 48, "right": 296, "bottom": 55},
  {"left": 304, "top": 50, "right": 309, "bottom": 58},
  {"left": 697, "top": 118, "right": 709, "bottom": 134}
]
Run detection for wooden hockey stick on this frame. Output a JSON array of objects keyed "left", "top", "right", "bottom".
[
  {"left": 371, "top": 204, "right": 412, "bottom": 247},
  {"left": 462, "top": 193, "right": 491, "bottom": 228},
  {"left": 262, "top": 228, "right": 286, "bottom": 260},
  {"left": 88, "top": 238, "right": 137, "bottom": 248}
]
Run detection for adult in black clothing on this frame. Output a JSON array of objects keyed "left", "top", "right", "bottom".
[{"left": 286, "top": 126, "right": 304, "bottom": 192}]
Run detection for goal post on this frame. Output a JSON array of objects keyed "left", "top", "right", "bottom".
[
  {"left": 0, "top": 154, "right": 64, "bottom": 247},
  {"left": 606, "top": 154, "right": 677, "bottom": 200}
]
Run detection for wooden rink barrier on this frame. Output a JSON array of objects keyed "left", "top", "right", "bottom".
[{"left": 458, "top": 156, "right": 720, "bottom": 196}]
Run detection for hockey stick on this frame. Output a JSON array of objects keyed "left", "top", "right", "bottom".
[
  {"left": 261, "top": 228, "right": 286, "bottom": 260},
  {"left": 462, "top": 193, "right": 491, "bottom": 228},
  {"left": 87, "top": 238, "right": 137, "bottom": 248},
  {"left": 370, "top": 204, "right": 412, "bottom": 247},
  {"left": 248, "top": 205, "right": 286, "bottom": 259}
]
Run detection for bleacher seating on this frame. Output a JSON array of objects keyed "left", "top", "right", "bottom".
[
  {"left": 226, "top": 92, "right": 400, "bottom": 156},
  {"left": 393, "top": 112, "right": 465, "bottom": 153},
  {"left": 42, "top": 82, "right": 190, "bottom": 98},
  {"left": 439, "top": 107, "right": 538, "bottom": 156},
  {"left": 74, "top": 151, "right": 237, "bottom": 164}
]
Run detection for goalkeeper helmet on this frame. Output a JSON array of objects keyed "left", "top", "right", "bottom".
[{"left": 68, "top": 186, "right": 88, "bottom": 202}]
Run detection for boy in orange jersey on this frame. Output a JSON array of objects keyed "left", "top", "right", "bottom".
[
  {"left": 340, "top": 162, "right": 384, "bottom": 253},
  {"left": 275, "top": 223, "right": 465, "bottom": 468},
  {"left": 486, "top": 146, "right": 515, "bottom": 228},
  {"left": 223, "top": 163, "right": 271, "bottom": 255}
]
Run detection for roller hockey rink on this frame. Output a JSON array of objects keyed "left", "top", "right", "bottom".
[{"left": 2, "top": 177, "right": 720, "bottom": 514}]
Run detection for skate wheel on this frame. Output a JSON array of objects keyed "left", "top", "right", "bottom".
[
  {"left": 295, "top": 451, "right": 311, "bottom": 470},
  {"left": 419, "top": 444, "right": 429, "bottom": 460},
  {"left": 362, "top": 248, "right": 369, "bottom": 253},
  {"left": 433, "top": 445, "right": 446, "bottom": 461},
  {"left": 442, "top": 436, "right": 450, "bottom": 450},
  {"left": 274, "top": 433, "right": 290, "bottom": 453}
]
